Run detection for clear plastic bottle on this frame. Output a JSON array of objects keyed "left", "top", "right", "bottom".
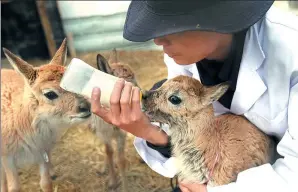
[{"left": 60, "top": 58, "right": 141, "bottom": 108}]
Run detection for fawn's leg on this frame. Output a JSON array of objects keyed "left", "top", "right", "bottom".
[
  {"left": 45, "top": 152, "right": 56, "bottom": 180},
  {"left": 39, "top": 161, "right": 53, "bottom": 192},
  {"left": 104, "top": 143, "right": 117, "bottom": 188},
  {"left": 98, "top": 146, "right": 108, "bottom": 174},
  {"left": 116, "top": 132, "right": 128, "bottom": 192},
  {"left": 48, "top": 162, "right": 56, "bottom": 180},
  {"left": 1, "top": 156, "right": 20, "bottom": 192},
  {"left": 1, "top": 164, "right": 8, "bottom": 192}
]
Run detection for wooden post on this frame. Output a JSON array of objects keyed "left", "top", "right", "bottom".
[
  {"left": 66, "top": 32, "right": 77, "bottom": 58},
  {"left": 35, "top": 0, "right": 57, "bottom": 58}
]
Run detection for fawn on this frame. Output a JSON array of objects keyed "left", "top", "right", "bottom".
[
  {"left": 141, "top": 75, "right": 276, "bottom": 186},
  {"left": 1, "top": 39, "right": 91, "bottom": 192},
  {"left": 88, "top": 49, "right": 139, "bottom": 191}
]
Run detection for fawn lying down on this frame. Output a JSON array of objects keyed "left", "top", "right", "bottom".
[
  {"left": 88, "top": 49, "right": 139, "bottom": 191},
  {"left": 141, "top": 75, "right": 276, "bottom": 186},
  {"left": 1, "top": 39, "right": 91, "bottom": 192}
]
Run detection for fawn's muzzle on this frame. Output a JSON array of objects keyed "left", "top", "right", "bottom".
[
  {"left": 141, "top": 90, "right": 152, "bottom": 100},
  {"left": 77, "top": 100, "right": 91, "bottom": 115}
]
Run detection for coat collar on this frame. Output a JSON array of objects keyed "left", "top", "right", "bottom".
[
  {"left": 166, "top": 21, "right": 267, "bottom": 116},
  {"left": 229, "top": 23, "right": 267, "bottom": 115}
]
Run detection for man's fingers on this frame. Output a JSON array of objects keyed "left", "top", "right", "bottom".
[
  {"left": 131, "top": 86, "right": 141, "bottom": 113},
  {"left": 179, "top": 185, "right": 190, "bottom": 192},
  {"left": 120, "top": 82, "right": 133, "bottom": 117},
  {"left": 179, "top": 182, "right": 207, "bottom": 192},
  {"left": 91, "top": 87, "right": 108, "bottom": 117},
  {"left": 110, "top": 79, "right": 125, "bottom": 117}
]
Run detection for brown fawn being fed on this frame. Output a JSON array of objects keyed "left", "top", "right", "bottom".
[
  {"left": 1, "top": 39, "right": 91, "bottom": 192},
  {"left": 141, "top": 75, "right": 276, "bottom": 187},
  {"left": 88, "top": 49, "right": 139, "bottom": 191}
]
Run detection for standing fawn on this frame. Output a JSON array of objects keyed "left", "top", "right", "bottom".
[
  {"left": 1, "top": 39, "right": 91, "bottom": 192},
  {"left": 141, "top": 75, "right": 276, "bottom": 186},
  {"left": 89, "top": 49, "right": 139, "bottom": 191}
]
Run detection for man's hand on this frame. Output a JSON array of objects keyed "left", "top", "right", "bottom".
[
  {"left": 179, "top": 181, "right": 207, "bottom": 192},
  {"left": 90, "top": 79, "right": 168, "bottom": 145}
]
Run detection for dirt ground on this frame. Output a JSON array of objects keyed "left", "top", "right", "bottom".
[{"left": 1, "top": 50, "right": 172, "bottom": 192}]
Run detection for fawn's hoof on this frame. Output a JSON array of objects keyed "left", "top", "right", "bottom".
[
  {"left": 107, "top": 179, "right": 121, "bottom": 190},
  {"left": 96, "top": 170, "right": 107, "bottom": 176},
  {"left": 50, "top": 175, "right": 58, "bottom": 180},
  {"left": 96, "top": 166, "right": 108, "bottom": 176}
]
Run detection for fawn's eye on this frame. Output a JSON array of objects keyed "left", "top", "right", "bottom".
[
  {"left": 44, "top": 91, "right": 58, "bottom": 100},
  {"left": 168, "top": 95, "right": 182, "bottom": 105}
]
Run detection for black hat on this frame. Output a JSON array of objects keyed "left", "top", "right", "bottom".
[{"left": 123, "top": 0, "right": 274, "bottom": 42}]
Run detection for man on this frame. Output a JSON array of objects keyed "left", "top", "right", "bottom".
[{"left": 91, "top": 1, "right": 298, "bottom": 192}]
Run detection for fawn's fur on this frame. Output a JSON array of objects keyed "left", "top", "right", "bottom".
[
  {"left": 1, "top": 39, "right": 91, "bottom": 192},
  {"left": 88, "top": 49, "right": 139, "bottom": 191},
  {"left": 142, "top": 75, "right": 276, "bottom": 186}
]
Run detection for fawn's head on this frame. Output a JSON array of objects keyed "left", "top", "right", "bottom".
[
  {"left": 141, "top": 75, "right": 229, "bottom": 124},
  {"left": 3, "top": 38, "right": 91, "bottom": 127},
  {"left": 96, "top": 48, "right": 138, "bottom": 86}
]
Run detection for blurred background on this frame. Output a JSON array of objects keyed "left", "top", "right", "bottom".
[{"left": 1, "top": 1, "right": 298, "bottom": 192}]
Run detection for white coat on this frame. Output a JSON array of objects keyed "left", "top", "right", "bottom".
[{"left": 134, "top": 6, "right": 298, "bottom": 192}]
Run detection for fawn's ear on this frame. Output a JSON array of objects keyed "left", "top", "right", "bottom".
[
  {"left": 109, "top": 48, "right": 118, "bottom": 64},
  {"left": 50, "top": 38, "right": 67, "bottom": 66},
  {"left": 3, "top": 48, "right": 37, "bottom": 84},
  {"left": 96, "top": 53, "right": 112, "bottom": 74},
  {"left": 201, "top": 82, "right": 230, "bottom": 106}
]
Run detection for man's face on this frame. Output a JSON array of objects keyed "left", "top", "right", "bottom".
[{"left": 153, "top": 31, "right": 232, "bottom": 65}]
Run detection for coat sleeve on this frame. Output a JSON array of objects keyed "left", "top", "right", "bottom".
[{"left": 207, "top": 78, "right": 298, "bottom": 192}]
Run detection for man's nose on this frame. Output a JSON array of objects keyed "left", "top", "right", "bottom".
[{"left": 154, "top": 37, "right": 170, "bottom": 46}]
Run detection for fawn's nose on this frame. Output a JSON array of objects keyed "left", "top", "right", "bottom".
[
  {"left": 142, "top": 90, "right": 150, "bottom": 100},
  {"left": 78, "top": 100, "right": 91, "bottom": 113}
]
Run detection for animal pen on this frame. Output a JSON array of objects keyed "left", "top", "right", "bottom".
[{"left": 1, "top": 1, "right": 297, "bottom": 192}]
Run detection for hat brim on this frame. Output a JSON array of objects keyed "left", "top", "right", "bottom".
[{"left": 123, "top": 1, "right": 274, "bottom": 42}]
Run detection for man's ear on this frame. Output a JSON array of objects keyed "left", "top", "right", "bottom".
[
  {"left": 50, "top": 38, "right": 68, "bottom": 66},
  {"left": 3, "top": 48, "right": 37, "bottom": 85},
  {"left": 201, "top": 82, "right": 230, "bottom": 106}
]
